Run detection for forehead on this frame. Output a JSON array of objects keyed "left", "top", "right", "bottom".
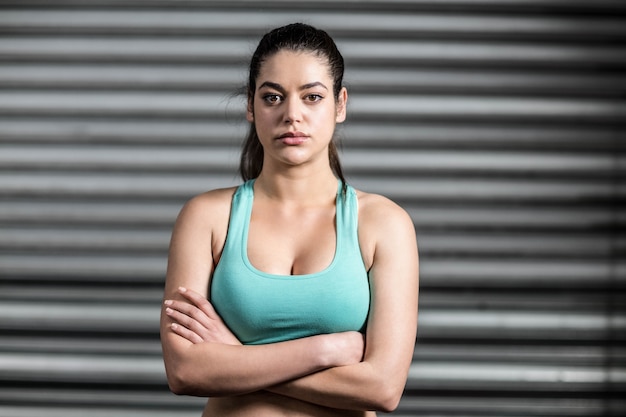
[{"left": 257, "top": 50, "right": 331, "bottom": 87}]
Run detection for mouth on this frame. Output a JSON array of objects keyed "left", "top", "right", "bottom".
[
  {"left": 277, "top": 131, "right": 309, "bottom": 145},
  {"left": 278, "top": 131, "right": 308, "bottom": 139}
]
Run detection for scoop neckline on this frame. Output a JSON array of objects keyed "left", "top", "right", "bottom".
[{"left": 241, "top": 179, "right": 342, "bottom": 280}]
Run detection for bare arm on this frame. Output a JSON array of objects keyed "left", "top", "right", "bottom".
[
  {"left": 166, "top": 194, "right": 419, "bottom": 411},
  {"left": 266, "top": 196, "right": 419, "bottom": 412},
  {"left": 160, "top": 192, "right": 363, "bottom": 397}
]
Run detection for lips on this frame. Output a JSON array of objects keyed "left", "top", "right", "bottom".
[
  {"left": 278, "top": 131, "right": 308, "bottom": 145},
  {"left": 279, "top": 131, "right": 307, "bottom": 139}
]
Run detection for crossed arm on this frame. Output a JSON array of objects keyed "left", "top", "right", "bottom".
[{"left": 160, "top": 192, "right": 419, "bottom": 412}]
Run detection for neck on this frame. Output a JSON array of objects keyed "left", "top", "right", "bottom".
[{"left": 254, "top": 168, "right": 339, "bottom": 205}]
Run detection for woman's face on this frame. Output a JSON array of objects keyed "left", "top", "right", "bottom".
[{"left": 248, "top": 50, "right": 347, "bottom": 170}]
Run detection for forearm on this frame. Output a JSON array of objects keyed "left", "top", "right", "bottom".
[
  {"left": 163, "top": 330, "right": 363, "bottom": 397},
  {"left": 165, "top": 335, "right": 325, "bottom": 396},
  {"left": 267, "top": 360, "right": 403, "bottom": 413}
]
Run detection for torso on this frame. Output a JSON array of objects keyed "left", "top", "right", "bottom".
[
  {"left": 203, "top": 394, "right": 376, "bottom": 417},
  {"left": 210, "top": 180, "right": 371, "bottom": 345},
  {"left": 199, "top": 182, "right": 380, "bottom": 416}
]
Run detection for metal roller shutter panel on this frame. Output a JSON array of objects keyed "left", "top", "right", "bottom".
[{"left": 0, "top": 1, "right": 624, "bottom": 416}]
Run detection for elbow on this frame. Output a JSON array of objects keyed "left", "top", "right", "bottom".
[
  {"left": 164, "top": 357, "right": 233, "bottom": 397},
  {"left": 373, "top": 386, "right": 402, "bottom": 413},
  {"left": 166, "top": 364, "right": 214, "bottom": 397},
  {"left": 167, "top": 376, "right": 188, "bottom": 396},
  {"left": 165, "top": 362, "right": 195, "bottom": 396},
  {"left": 163, "top": 353, "right": 209, "bottom": 396},
  {"left": 163, "top": 345, "right": 219, "bottom": 396},
  {"left": 382, "top": 394, "right": 402, "bottom": 414},
  {"left": 367, "top": 378, "right": 404, "bottom": 413}
]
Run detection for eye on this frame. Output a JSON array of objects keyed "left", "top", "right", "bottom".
[
  {"left": 262, "top": 94, "right": 282, "bottom": 104},
  {"left": 305, "top": 94, "right": 323, "bottom": 102}
]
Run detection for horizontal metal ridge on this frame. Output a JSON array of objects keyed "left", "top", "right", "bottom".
[
  {"left": 0, "top": 173, "right": 618, "bottom": 201},
  {"left": 1, "top": 10, "right": 624, "bottom": 41},
  {"left": 1, "top": 0, "right": 626, "bottom": 13},
  {"left": 0, "top": 255, "right": 620, "bottom": 287},
  {"left": 2, "top": 37, "right": 625, "bottom": 68},
  {"left": 0, "top": 406, "right": 202, "bottom": 417},
  {"left": 0, "top": 227, "right": 616, "bottom": 258},
  {"left": 0, "top": 119, "right": 618, "bottom": 149},
  {"left": 1, "top": 92, "right": 622, "bottom": 123},
  {"left": 0, "top": 351, "right": 623, "bottom": 387},
  {"left": 2, "top": 65, "right": 624, "bottom": 97},
  {"left": 0, "top": 145, "right": 617, "bottom": 174},
  {"left": 0, "top": 201, "right": 616, "bottom": 231}
]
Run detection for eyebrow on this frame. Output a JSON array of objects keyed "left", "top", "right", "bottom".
[{"left": 258, "top": 81, "right": 328, "bottom": 92}]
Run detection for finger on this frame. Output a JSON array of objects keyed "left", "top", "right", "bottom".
[
  {"left": 178, "top": 287, "right": 220, "bottom": 318},
  {"left": 170, "top": 322, "right": 203, "bottom": 344},
  {"left": 165, "top": 299, "right": 213, "bottom": 328},
  {"left": 167, "top": 306, "right": 238, "bottom": 344},
  {"left": 166, "top": 299, "right": 243, "bottom": 346},
  {"left": 165, "top": 306, "right": 211, "bottom": 338},
  {"left": 165, "top": 295, "right": 242, "bottom": 344}
]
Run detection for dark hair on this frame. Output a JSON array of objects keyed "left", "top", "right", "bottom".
[{"left": 239, "top": 23, "right": 347, "bottom": 187}]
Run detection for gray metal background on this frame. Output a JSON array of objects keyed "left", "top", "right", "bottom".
[{"left": 0, "top": 1, "right": 624, "bottom": 416}]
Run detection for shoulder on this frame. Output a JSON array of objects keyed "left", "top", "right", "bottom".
[
  {"left": 355, "top": 189, "right": 414, "bottom": 234},
  {"left": 168, "top": 186, "right": 239, "bottom": 266},
  {"left": 354, "top": 188, "right": 417, "bottom": 269},
  {"left": 165, "top": 186, "right": 240, "bottom": 296},
  {"left": 174, "top": 186, "right": 238, "bottom": 231}
]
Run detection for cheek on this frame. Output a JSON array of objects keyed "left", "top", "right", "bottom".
[
  {"left": 250, "top": 106, "right": 271, "bottom": 128},
  {"left": 254, "top": 100, "right": 281, "bottom": 118},
  {"left": 316, "top": 106, "right": 339, "bottom": 129}
]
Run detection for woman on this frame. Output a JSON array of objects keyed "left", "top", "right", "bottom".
[{"left": 160, "top": 23, "right": 419, "bottom": 416}]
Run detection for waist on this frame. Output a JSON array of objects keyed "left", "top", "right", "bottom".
[{"left": 203, "top": 393, "right": 376, "bottom": 417}]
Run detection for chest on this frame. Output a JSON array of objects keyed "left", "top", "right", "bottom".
[
  {"left": 209, "top": 184, "right": 372, "bottom": 344},
  {"left": 247, "top": 203, "right": 339, "bottom": 276},
  {"left": 211, "top": 258, "right": 371, "bottom": 344}
]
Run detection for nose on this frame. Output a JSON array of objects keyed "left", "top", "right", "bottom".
[{"left": 283, "top": 97, "right": 302, "bottom": 124}]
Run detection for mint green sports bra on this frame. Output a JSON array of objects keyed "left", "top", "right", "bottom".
[{"left": 210, "top": 179, "right": 370, "bottom": 345}]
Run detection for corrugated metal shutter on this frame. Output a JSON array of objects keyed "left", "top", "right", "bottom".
[{"left": 0, "top": 1, "right": 624, "bottom": 416}]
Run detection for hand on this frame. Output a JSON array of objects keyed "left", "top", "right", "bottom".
[
  {"left": 323, "top": 331, "right": 365, "bottom": 367},
  {"left": 164, "top": 287, "right": 241, "bottom": 346}
]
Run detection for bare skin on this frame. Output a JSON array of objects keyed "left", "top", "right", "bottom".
[{"left": 160, "top": 50, "right": 419, "bottom": 416}]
